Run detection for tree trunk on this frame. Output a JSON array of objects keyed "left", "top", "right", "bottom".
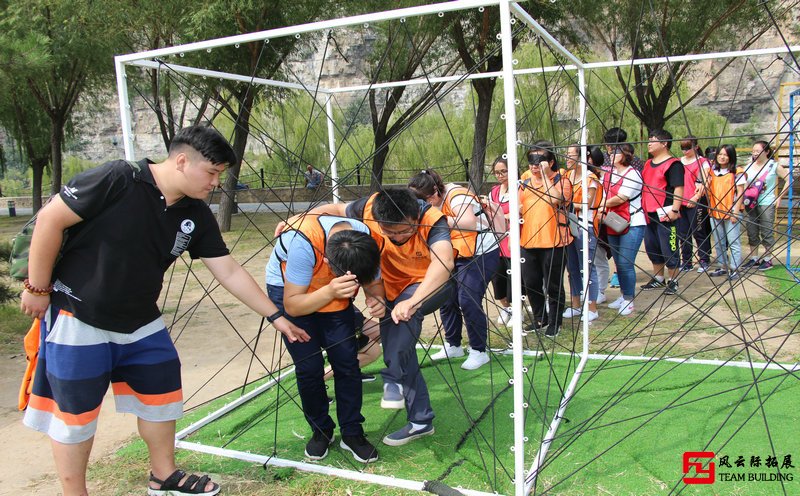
[
  {"left": 31, "top": 158, "right": 47, "bottom": 213},
  {"left": 50, "top": 117, "right": 64, "bottom": 195},
  {"left": 469, "top": 78, "right": 496, "bottom": 193},
  {"left": 370, "top": 136, "right": 389, "bottom": 193},
  {"left": 217, "top": 93, "right": 254, "bottom": 232}
]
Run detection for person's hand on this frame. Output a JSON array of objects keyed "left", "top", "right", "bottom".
[
  {"left": 365, "top": 294, "right": 386, "bottom": 319},
  {"left": 327, "top": 272, "right": 359, "bottom": 300},
  {"left": 665, "top": 209, "right": 680, "bottom": 222},
  {"left": 20, "top": 292, "right": 49, "bottom": 320},
  {"left": 686, "top": 199, "right": 696, "bottom": 208},
  {"left": 775, "top": 197, "right": 782, "bottom": 210},
  {"left": 730, "top": 212, "right": 739, "bottom": 224},
  {"left": 391, "top": 299, "right": 419, "bottom": 324},
  {"left": 273, "top": 316, "right": 310, "bottom": 343}
]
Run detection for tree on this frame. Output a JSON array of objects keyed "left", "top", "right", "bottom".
[
  {"left": 571, "top": 0, "right": 798, "bottom": 131},
  {"left": 362, "top": 11, "right": 460, "bottom": 191},
  {"left": 186, "top": 0, "right": 326, "bottom": 231},
  {"left": 2, "top": 0, "right": 123, "bottom": 195},
  {"left": 0, "top": 22, "right": 52, "bottom": 211}
]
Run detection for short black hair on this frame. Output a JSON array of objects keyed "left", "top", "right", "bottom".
[
  {"left": 528, "top": 140, "right": 559, "bottom": 172},
  {"left": 587, "top": 146, "right": 605, "bottom": 175},
  {"left": 326, "top": 229, "right": 380, "bottom": 284},
  {"left": 169, "top": 125, "right": 238, "bottom": 166},
  {"left": 371, "top": 188, "right": 420, "bottom": 225},
  {"left": 648, "top": 128, "right": 673, "bottom": 150},
  {"left": 603, "top": 127, "right": 627, "bottom": 144}
]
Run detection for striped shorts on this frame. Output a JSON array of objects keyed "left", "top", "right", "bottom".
[{"left": 23, "top": 306, "right": 183, "bottom": 444}]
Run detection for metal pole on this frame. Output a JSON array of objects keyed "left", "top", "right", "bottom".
[
  {"left": 114, "top": 59, "right": 136, "bottom": 160},
  {"left": 325, "top": 96, "right": 341, "bottom": 204},
  {"left": 498, "top": 2, "right": 525, "bottom": 495}
]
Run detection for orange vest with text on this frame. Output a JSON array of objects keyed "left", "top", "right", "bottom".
[
  {"left": 362, "top": 194, "right": 446, "bottom": 301},
  {"left": 442, "top": 185, "right": 480, "bottom": 258},
  {"left": 519, "top": 174, "right": 573, "bottom": 248},
  {"left": 279, "top": 214, "right": 352, "bottom": 312}
]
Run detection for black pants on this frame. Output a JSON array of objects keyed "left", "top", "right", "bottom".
[{"left": 521, "top": 246, "right": 567, "bottom": 332}]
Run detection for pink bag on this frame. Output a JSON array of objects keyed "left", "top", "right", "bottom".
[{"left": 742, "top": 166, "right": 771, "bottom": 211}]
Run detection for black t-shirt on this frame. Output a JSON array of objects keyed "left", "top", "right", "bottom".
[{"left": 50, "top": 159, "right": 229, "bottom": 333}]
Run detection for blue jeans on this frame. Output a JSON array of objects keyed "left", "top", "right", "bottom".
[
  {"left": 608, "top": 226, "right": 645, "bottom": 299},
  {"left": 566, "top": 228, "right": 599, "bottom": 301},
  {"left": 440, "top": 249, "right": 500, "bottom": 352},
  {"left": 266, "top": 284, "right": 364, "bottom": 436},
  {"left": 711, "top": 217, "right": 742, "bottom": 269}
]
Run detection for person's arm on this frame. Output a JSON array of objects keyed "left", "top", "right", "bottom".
[
  {"left": 665, "top": 162, "right": 685, "bottom": 221},
  {"left": 540, "top": 167, "right": 565, "bottom": 205},
  {"left": 20, "top": 196, "right": 83, "bottom": 319},
  {"left": 391, "top": 239, "right": 454, "bottom": 323},
  {"left": 447, "top": 196, "right": 479, "bottom": 230},
  {"left": 202, "top": 255, "right": 310, "bottom": 342},
  {"left": 273, "top": 203, "right": 350, "bottom": 237},
  {"left": 775, "top": 164, "right": 790, "bottom": 209},
  {"left": 731, "top": 183, "right": 746, "bottom": 223},
  {"left": 283, "top": 273, "right": 359, "bottom": 317},
  {"left": 362, "top": 277, "right": 387, "bottom": 320}
]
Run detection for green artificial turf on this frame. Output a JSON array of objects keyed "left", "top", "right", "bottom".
[{"left": 177, "top": 351, "right": 799, "bottom": 495}]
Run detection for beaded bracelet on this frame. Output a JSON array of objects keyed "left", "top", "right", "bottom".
[{"left": 23, "top": 279, "right": 53, "bottom": 296}]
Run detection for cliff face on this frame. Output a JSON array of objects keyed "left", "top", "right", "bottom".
[{"left": 71, "top": 26, "right": 799, "bottom": 164}]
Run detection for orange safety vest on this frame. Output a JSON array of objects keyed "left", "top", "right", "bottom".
[
  {"left": 279, "top": 214, "right": 357, "bottom": 312},
  {"left": 441, "top": 185, "right": 480, "bottom": 258},
  {"left": 519, "top": 174, "right": 573, "bottom": 248},
  {"left": 707, "top": 170, "right": 740, "bottom": 220},
  {"left": 362, "top": 193, "right": 446, "bottom": 301},
  {"left": 567, "top": 169, "right": 603, "bottom": 235}
]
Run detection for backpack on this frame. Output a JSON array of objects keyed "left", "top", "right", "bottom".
[{"left": 8, "top": 160, "right": 141, "bottom": 281}]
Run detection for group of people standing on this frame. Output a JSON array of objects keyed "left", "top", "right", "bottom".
[{"left": 487, "top": 128, "right": 790, "bottom": 335}]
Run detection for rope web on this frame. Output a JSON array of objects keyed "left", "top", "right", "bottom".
[{"left": 116, "top": 1, "right": 800, "bottom": 494}]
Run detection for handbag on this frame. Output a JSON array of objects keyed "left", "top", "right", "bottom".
[
  {"left": 743, "top": 165, "right": 771, "bottom": 211},
  {"left": 602, "top": 211, "right": 629, "bottom": 234}
]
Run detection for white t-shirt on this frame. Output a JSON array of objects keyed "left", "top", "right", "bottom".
[{"left": 610, "top": 167, "right": 646, "bottom": 227}]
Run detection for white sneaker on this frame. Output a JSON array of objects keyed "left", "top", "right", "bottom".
[
  {"left": 608, "top": 296, "right": 626, "bottom": 309},
  {"left": 596, "top": 293, "right": 607, "bottom": 304},
  {"left": 581, "top": 310, "right": 599, "bottom": 322},
  {"left": 562, "top": 307, "right": 581, "bottom": 318},
  {"left": 618, "top": 300, "right": 634, "bottom": 316},
  {"left": 461, "top": 348, "right": 490, "bottom": 370},
  {"left": 496, "top": 307, "right": 512, "bottom": 325},
  {"left": 430, "top": 343, "right": 464, "bottom": 361}
]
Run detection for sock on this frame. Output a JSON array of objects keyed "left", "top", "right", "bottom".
[
  {"left": 410, "top": 422, "right": 429, "bottom": 432},
  {"left": 655, "top": 275, "right": 665, "bottom": 282}
]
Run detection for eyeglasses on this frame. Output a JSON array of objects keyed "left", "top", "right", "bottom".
[
  {"left": 494, "top": 169, "right": 508, "bottom": 176},
  {"left": 379, "top": 223, "right": 416, "bottom": 237},
  {"left": 680, "top": 145, "right": 693, "bottom": 151}
]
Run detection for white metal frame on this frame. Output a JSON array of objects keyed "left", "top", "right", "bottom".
[{"left": 114, "top": 1, "right": 800, "bottom": 495}]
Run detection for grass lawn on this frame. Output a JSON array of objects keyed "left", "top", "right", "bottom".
[{"left": 100, "top": 350, "right": 798, "bottom": 496}]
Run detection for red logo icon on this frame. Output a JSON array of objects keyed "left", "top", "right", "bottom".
[{"left": 683, "top": 451, "right": 715, "bottom": 484}]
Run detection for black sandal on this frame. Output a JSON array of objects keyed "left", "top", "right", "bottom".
[{"left": 147, "top": 469, "right": 221, "bottom": 495}]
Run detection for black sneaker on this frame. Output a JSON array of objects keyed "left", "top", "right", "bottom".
[
  {"left": 340, "top": 434, "right": 379, "bottom": 463},
  {"left": 664, "top": 280, "right": 679, "bottom": 296},
  {"left": 680, "top": 263, "right": 693, "bottom": 272},
  {"left": 360, "top": 373, "right": 376, "bottom": 383},
  {"left": 758, "top": 260, "right": 773, "bottom": 271},
  {"left": 305, "top": 430, "right": 334, "bottom": 460},
  {"left": 525, "top": 321, "right": 547, "bottom": 333},
  {"left": 741, "top": 259, "right": 758, "bottom": 270},
  {"left": 545, "top": 326, "right": 560, "bottom": 338},
  {"left": 640, "top": 278, "right": 666, "bottom": 290}
]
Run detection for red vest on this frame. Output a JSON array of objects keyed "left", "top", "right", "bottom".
[{"left": 641, "top": 158, "right": 680, "bottom": 213}]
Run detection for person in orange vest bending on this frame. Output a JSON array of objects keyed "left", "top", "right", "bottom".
[{"left": 303, "top": 188, "right": 454, "bottom": 446}]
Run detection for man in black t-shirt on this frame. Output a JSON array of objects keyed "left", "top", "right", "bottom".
[
  {"left": 640, "top": 129, "right": 685, "bottom": 296},
  {"left": 20, "top": 126, "right": 309, "bottom": 496}
]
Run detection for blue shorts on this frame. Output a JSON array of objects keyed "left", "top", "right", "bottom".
[{"left": 23, "top": 306, "right": 182, "bottom": 444}]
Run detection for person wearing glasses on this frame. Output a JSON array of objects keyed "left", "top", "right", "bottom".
[
  {"left": 407, "top": 169, "right": 500, "bottom": 370},
  {"left": 519, "top": 141, "right": 573, "bottom": 337},
  {"left": 677, "top": 136, "right": 713, "bottom": 273},
  {"left": 640, "top": 129, "right": 685, "bottom": 296},
  {"left": 300, "top": 188, "right": 454, "bottom": 446},
  {"left": 562, "top": 145, "right": 604, "bottom": 322},
  {"left": 488, "top": 157, "right": 513, "bottom": 325}
]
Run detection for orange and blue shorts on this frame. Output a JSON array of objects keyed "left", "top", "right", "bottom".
[{"left": 23, "top": 306, "right": 183, "bottom": 444}]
